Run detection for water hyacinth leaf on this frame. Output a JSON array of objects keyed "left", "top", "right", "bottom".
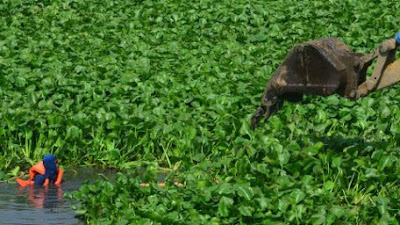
[
  {"left": 218, "top": 196, "right": 234, "bottom": 217},
  {"left": 238, "top": 205, "right": 254, "bottom": 217},
  {"left": 235, "top": 184, "right": 254, "bottom": 201},
  {"left": 278, "top": 150, "right": 290, "bottom": 167},
  {"left": 254, "top": 163, "right": 269, "bottom": 175},
  {"left": 331, "top": 157, "right": 342, "bottom": 168},
  {"left": 375, "top": 196, "right": 390, "bottom": 216},
  {"left": 75, "top": 209, "right": 87, "bottom": 216},
  {"left": 3, "top": 0, "right": 400, "bottom": 224},
  {"left": 256, "top": 197, "right": 268, "bottom": 210},
  {"left": 365, "top": 168, "right": 378, "bottom": 178},
  {"left": 218, "top": 183, "right": 234, "bottom": 195},
  {"left": 323, "top": 181, "right": 335, "bottom": 191},
  {"left": 278, "top": 199, "right": 289, "bottom": 213},
  {"left": 290, "top": 189, "right": 305, "bottom": 204},
  {"left": 66, "top": 125, "right": 82, "bottom": 140},
  {"left": 11, "top": 166, "right": 20, "bottom": 177},
  {"left": 305, "top": 142, "right": 324, "bottom": 156},
  {"left": 239, "top": 119, "right": 251, "bottom": 137},
  {"left": 378, "top": 155, "right": 395, "bottom": 172},
  {"left": 311, "top": 208, "right": 326, "bottom": 225}
]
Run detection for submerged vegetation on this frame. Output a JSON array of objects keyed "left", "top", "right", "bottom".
[{"left": 2, "top": 0, "right": 400, "bottom": 224}]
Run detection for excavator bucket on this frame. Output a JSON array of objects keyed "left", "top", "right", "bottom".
[
  {"left": 251, "top": 37, "right": 363, "bottom": 129},
  {"left": 251, "top": 34, "right": 400, "bottom": 130}
]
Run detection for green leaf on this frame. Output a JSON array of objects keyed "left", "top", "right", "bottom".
[
  {"left": 218, "top": 183, "right": 234, "bottom": 195},
  {"left": 323, "top": 181, "right": 335, "bottom": 191},
  {"left": 290, "top": 189, "right": 305, "bottom": 204},
  {"left": 305, "top": 142, "right": 324, "bottom": 156},
  {"left": 332, "top": 157, "right": 342, "bottom": 168},
  {"left": 218, "top": 197, "right": 234, "bottom": 217},
  {"left": 378, "top": 155, "right": 395, "bottom": 171},
  {"left": 238, "top": 205, "right": 253, "bottom": 217},
  {"left": 278, "top": 150, "right": 290, "bottom": 167},
  {"left": 239, "top": 119, "right": 251, "bottom": 137},
  {"left": 257, "top": 197, "right": 268, "bottom": 210},
  {"left": 11, "top": 166, "right": 20, "bottom": 177},
  {"left": 235, "top": 184, "right": 254, "bottom": 201}
]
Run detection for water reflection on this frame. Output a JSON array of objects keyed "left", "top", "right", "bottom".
[{"left": 17, "top": 185, "right": 64, "bottom": 209}]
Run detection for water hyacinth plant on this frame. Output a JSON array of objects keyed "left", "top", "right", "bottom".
[{"left": 2, "top": 0, "right": 400, "bottom": 224}]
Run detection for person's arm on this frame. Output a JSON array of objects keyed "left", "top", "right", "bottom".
[
  {"left": 55, "top": 168, "right": 64, "bottom": 185},
  {"left": 29, "top": 167, "right": 36, "bottom": 181},
  {"left": 29, "top": 161, "right": 45, "bottom": 180}
]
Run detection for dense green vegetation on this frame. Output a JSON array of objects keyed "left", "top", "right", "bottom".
[{"left": 2, "top": 0, "right": 400, "bottom": 224}]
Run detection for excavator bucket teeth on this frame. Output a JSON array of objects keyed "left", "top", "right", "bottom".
[{"left": 376, "top": 59, "right": 400, "bottom": 91}]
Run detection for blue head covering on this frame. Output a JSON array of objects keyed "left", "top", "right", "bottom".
[
  {"left": 43, "top": 154, "right": 58, "bottom": 183},
  {"left": 395, "top": 32, "right": 400, "bottom": 45}
]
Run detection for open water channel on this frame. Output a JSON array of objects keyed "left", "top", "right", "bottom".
[{"left": 0, "top": 168, "right": 116, "bottom": 225}]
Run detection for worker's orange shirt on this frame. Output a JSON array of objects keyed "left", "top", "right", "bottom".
[{"left": 28, "top": 161, "right": 64, "bottom": 185}]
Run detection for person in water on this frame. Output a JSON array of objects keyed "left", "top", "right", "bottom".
[{"left": 16, "top": 154, "right": 64, "bottom": 187}]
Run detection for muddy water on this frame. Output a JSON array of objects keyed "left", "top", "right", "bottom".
[{"left": 0, "top": 168, "right": 116, "bottom": 225}]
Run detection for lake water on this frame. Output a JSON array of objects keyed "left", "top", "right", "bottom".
[{"left": 0, "top": 168, "right": 116, "bottom": 225}]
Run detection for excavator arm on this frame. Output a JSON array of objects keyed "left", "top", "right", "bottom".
[
  {"left": 355, "top": 38, "right": 399, "bottom": 98},
  {"left": 251, "top": 33, "right": 400, "bottom": 130}
]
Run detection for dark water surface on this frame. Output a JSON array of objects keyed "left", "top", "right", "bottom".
[{"left": 0, "top": 168, "right": 116, "bottom": 225}]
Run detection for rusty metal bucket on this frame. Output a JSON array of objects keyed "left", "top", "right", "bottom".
[{"left": 251, "top": 36, "right": 400, "bottom": 130}]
